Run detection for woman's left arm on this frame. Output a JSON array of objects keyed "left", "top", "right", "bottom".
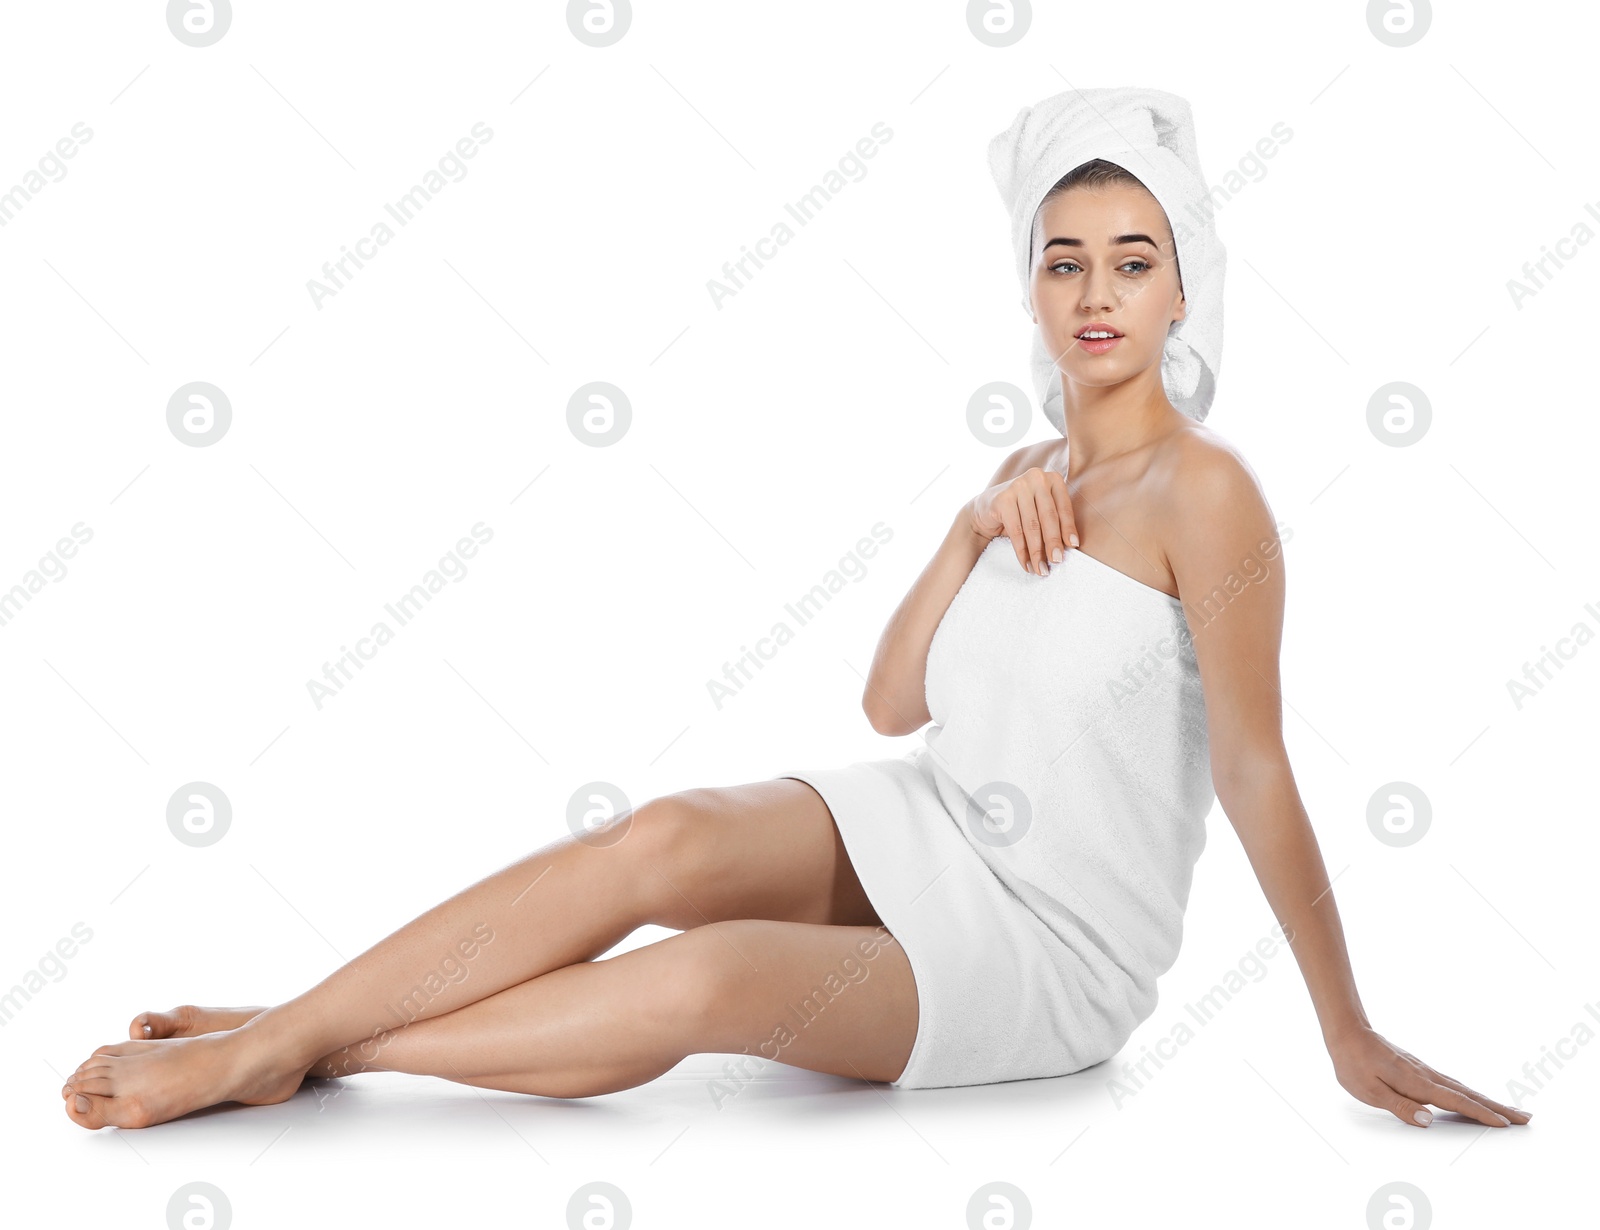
[{"left": 1158, "top": 438, "right": 1530, "bottom": 1130}]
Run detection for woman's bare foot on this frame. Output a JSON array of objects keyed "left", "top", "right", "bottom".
[
  {"left": 62, "top": 1017, "right": 316, "bottom": 1130},
  {"left": 124, "top": 1005, "right": 361, "bottom": 1081},
  {"left": 129, "top": 1005, "right": 267, "bottom": 1040}
]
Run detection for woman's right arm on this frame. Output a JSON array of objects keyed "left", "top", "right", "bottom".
[{"left": 860, "top": 448, "right": 1077, "bottom": 736}]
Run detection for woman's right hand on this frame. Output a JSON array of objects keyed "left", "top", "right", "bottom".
[{"left": 965, "top": 467, "right": 1079, "bottom": 577}]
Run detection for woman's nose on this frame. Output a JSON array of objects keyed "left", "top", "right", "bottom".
[{"left": 1078, "top": 268, "right": 1116, "bottom": 312}]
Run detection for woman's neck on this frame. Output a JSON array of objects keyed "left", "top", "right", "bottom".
[{"left": 1059, "top": 387, "right": 1186, "bottom": 478}]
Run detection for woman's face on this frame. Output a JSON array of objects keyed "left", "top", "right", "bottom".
[{"left": 1029, "top": 182, "right": 1186, "bottom": 397}]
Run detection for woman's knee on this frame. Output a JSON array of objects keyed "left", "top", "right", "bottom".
[
  {"left": 650, "top": 920, "right": 774, "bottom": 1044},
  {"left": 611, "top": 792, "right": 724, "bottom": 929}
]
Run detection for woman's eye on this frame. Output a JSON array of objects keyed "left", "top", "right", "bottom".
[{"left": 1050, "top": 259, "right": 1152, "bottom": 275}]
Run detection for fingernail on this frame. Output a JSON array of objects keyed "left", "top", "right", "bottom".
[
  {"left": 1052, "top": 548, "right": 1063, "bottom": 563},
  {"left": 62, "top": 1085, "right": 72, "bottom": 1098},
  {"left": 1495, "top": 1113, "right": 1510, "bottom": 1126},
  {"left": 1413, "top": 1109, "right": 1433, "bottom": 1126},
  {"left": 74, "top": 1095, "right": 90, "bottom": 1113},
  {"left": 1069, "top": 534, "right": 1080, "bottom": 548}
]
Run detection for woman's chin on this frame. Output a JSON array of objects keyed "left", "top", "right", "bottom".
[{"left": 1060, "top": 362, "right": 1145, "bottom": 388}]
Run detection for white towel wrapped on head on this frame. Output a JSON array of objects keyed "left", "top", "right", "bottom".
[{"left": 986, "top": 86, "right": 1226, "bottom": 430}]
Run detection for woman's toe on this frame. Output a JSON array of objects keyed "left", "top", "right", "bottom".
[
  {"left": 128, "top": 1010, "right": 181, "bottom": 1040},
  {"left": 65, "top": 1075, "right": 116, "bottom": 1098},
  {"left": 66, "top": 1091, "right": 109, "bottom": 1129}
]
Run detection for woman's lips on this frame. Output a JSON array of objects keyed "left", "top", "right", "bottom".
[{"left": 1076, "top": 334, "right": 1123, "bottom": 356}]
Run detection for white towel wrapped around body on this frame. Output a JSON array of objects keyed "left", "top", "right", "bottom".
[{"left": 778, "top": 537, "right": 1214, "bottom": 1089}]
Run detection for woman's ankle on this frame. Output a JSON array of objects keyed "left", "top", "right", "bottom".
[{"left": 236, "top": 1004, "right": 345, "bottom": 1073}]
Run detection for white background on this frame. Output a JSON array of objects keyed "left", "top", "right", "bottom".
[{"left": 2, "top": 1, "right": 1595, "bottom": 1226}]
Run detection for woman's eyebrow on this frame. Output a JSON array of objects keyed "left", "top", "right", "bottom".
[{"left": 1043, "top": 233, "right": 1159, "bottom": 251}]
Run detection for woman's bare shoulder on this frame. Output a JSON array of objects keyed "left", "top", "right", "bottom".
[
  {"left": 1148, "top": 421, "right": 1284, "bottom": 576},
  {"left": 1150, "top": 421, "right": 1267, "bottom": 511},
  {"left": 987, "top": 438, "right": 1064, "bottom": 487}
]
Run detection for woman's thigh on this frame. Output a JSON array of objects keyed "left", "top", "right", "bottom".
[
  {"left": 377, "top": 918, "right": 920, "bottom": 1093},
  {"left": 630, "top": 778, "right": 881, "bottom": 931},
  {"left": 682, "top": 918, "right": 919, "bottom": 1086}
]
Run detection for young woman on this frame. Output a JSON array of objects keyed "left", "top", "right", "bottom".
[{"left": 62, "top": 95, "right": 1527, "bottom": 1134}]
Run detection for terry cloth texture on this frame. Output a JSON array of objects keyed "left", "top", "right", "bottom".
[{"left": 777, "top": 538, "right": 1215, "bottom": 1089}]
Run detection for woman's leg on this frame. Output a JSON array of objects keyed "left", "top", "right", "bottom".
[
  {"left": 127, "top": 778, "right": 876, "bottom": 1036},
  {"left": 64, "top": 778, "right": 886, "bottom": 1128},
  {"left": 70, "top": 920, "right": 916, "bottom": 1117},
  {"left": 127, "top": 779, "right": 875, "bottom": 1040}
]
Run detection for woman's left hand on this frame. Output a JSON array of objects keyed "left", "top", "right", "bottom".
[{"left": 1327, "top": 1025, "right": 1532, "bottom": 1128}]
